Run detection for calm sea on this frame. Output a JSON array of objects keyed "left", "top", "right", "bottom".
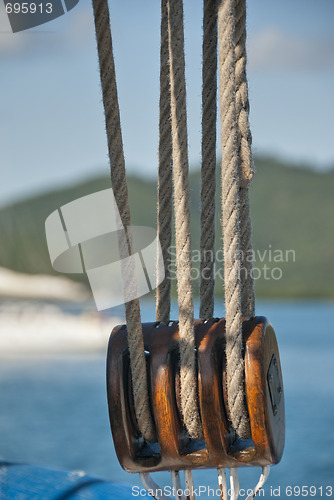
[{"left": 0, "top": 300, "right": 333, "bottom": 498}]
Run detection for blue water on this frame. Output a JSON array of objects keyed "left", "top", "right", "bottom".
[{"left": 0, "top": 300, "right": 333, "bottom": 498}]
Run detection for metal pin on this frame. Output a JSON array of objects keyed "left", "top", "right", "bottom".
[
  {"left": 171, "top": 471, "right": 185, "bottom": 500},
  {"left": 229, "top": 468, "right": 240, "bottom": 500},
  {"left": 217, "top": 468, "right": 228, "bottom": 500},
  {"left": 245, "top": 466, "right": 270, "bottom": 500},
  {"left": 140, "top": 472, "right": 171, "bottom": 500},
  {"left": 184, "top": 470, "right": 195, "bottom": 500}
]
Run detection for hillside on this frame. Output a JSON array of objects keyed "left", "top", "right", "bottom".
[{"left": 0, "top": 156, "right": 333, "bottom": 298}]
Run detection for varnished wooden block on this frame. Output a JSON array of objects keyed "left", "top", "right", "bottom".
[{"left": 106, "top": 317, "right": 285, "bottom": 473}]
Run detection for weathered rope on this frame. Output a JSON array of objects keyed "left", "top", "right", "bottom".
[
  {"left": 93, "top": 0, "right": 255, "bottom": 445},
  {"left": 218, "top": 0, "right": 251, "bottom": 438},
  {"left": 167, "top": 0, "right": 203, "bottom": 439},
  {"left": 92, "top": 0, "right": 155, "bottom": 442},
  {"left": 199, "top": 0, "right": 218, "bottom": 320},
  {"left": 235, "top": 0, "right": 255, "bottom": 317},
  {"left": 156, "top": 0, "right": 173, "bottom": 325}
]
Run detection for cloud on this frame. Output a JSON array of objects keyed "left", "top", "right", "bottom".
[
  {"left": 0, "top": 2, "right": 93, "bottom": 59},
  {"left": 68, "top": 7, "right": 94, "bottom": 46},
  {"left": 0, "top": 4, "right": 25, "bottom": 54},
  {"left": 248, "top": 28, "right": 334, "bottom": 72}
]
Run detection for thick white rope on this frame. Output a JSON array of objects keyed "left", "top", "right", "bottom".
[{"left": 92, "top": 0, "right": 155, "bottom": 441}]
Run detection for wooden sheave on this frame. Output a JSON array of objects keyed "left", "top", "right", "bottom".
[{"left": 107, "top": 318, "right": 284, "bottom": 472}]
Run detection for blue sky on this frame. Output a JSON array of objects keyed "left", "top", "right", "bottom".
[{"left": 1, "top": 0, "right": 334, "bottom": 206}]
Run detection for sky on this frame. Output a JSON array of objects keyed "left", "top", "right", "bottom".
[{"left": 1, "top": 0, "right": 334, "bottom": 206}]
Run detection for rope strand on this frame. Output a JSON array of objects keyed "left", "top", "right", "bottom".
[
  {"left": 235, "top": 0, "right": 255, "bottom": 317},
  {"left": 218, "top": 0, "right": 251, "bottom": 439},
  {"left": 93, "top": 0, "right": 255, "bottom": 445},
  {"left": 167, "top": 0, "right": 203, "bottom": 439},
  {"left": 92, "top": 0, "right": 155, "bottom": 442},
  {"left": 200, "top": 0, "right": 218, "bottom": 320},
  {"left": 156, "top": 0, "right": 173, "bottom": 324}
]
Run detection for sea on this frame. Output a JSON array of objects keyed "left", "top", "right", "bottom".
[{"left": 0, "top": 299, "right": 333, "bottom": 499}]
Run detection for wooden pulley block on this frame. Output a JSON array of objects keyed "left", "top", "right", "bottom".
[{"left": 106, "top": 316, "right": 285, "bottom": 473}]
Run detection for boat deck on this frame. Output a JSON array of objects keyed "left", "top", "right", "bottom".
[{"left": 0, "top": 461, "right": 147, "bottom": 499}]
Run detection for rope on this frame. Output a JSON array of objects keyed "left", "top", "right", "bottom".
[
  {"left": 199, "top": 0, "right": 218, "bottom": 320},
  {"left": 235, "top": 0, "right": 255, "bottom": 317},
  {"left": 92, "top": 0, "right": 255, "bottom": 445},
  {"left": 167, "top": 0, "right": 203, "bottom": 439},
  {"left": 156, "top": 0, "right": 173, "bottom": 325},
  {"left": 92, "top": 0, "right": 155, "bottom": 442},
  {"left": 218, "top": 0, "right": 251, "bottom": 439}
]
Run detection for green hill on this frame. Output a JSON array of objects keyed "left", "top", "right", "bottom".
[{"left": 0, "top": 156, "right": 333, "bottom": 299}]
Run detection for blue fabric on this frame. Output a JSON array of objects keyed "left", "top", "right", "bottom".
[{"left": 0, "top": 461, "right": 146, "bottom": 499}]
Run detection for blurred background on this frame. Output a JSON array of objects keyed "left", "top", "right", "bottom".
[{"left": 0, "top": 0, "right": 333, "bottom": 497}]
